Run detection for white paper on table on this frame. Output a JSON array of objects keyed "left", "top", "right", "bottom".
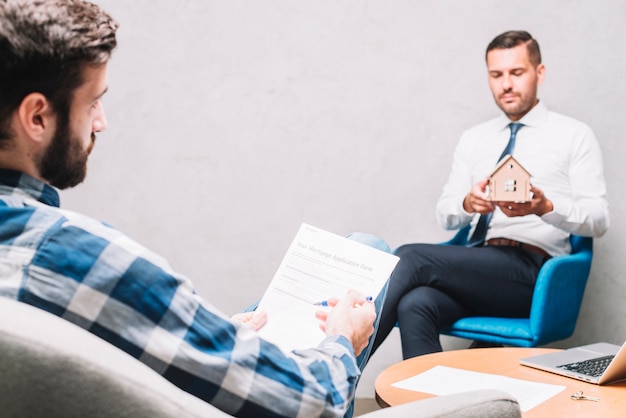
[
  {"left": 256, "top": 223, "right": 399, "bottom": 352},
  {"left": 392, "top": 365, "right": 566, "bottom": 412}
]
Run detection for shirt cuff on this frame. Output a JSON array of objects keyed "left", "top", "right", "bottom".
[
  {"left": 540, "top": 197, "right": 567, "bottom": 226},
  {"left": 319, "top": 335, "right": 355, "bottom": 355}
]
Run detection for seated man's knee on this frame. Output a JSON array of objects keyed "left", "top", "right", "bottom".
[
  {"left": 346, "top": 232, "right": 391, "bottom": 253},
  {"left": 397, "top": 287, "right": 440, "bottom": 320}
]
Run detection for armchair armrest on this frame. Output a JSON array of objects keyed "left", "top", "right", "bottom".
[
  {"left": 361, "top": 390, "right": 521, "bottom": 418},
  {"left": 529, "top": 236, "right": 593, "bottom": 344}
]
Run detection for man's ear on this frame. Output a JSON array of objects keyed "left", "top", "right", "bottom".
[
  {"left": 16, "top": 93, "right": 56, "bottom": 144},
  {"left": 536, "top": 63, "right": 546, "bottom": 86}
]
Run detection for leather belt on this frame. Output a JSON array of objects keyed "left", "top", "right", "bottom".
[{"left": 485, "top": 238, "right": 551, "bottom": 259}]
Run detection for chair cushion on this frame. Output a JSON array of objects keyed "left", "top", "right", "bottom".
[{"left": 446, "top": 317, "right": 532, "bottom": 339}]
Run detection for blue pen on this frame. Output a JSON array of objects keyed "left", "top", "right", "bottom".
[{"left": 314, "top": 296, "right": 373, "bottom": 306}]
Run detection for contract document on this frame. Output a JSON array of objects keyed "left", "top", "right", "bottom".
[
  {"left": 256, "top": 223, "right": 399, "bottom": 352},
  {"left": 392, "top": 365, "right": 565, "bottom": 412}
]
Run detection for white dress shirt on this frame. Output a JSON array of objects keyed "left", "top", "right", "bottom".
[{"left": 436, "top": 101, "right": 609, "bottom": 256}]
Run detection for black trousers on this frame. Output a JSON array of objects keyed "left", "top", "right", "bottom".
[{"left": 371, "top": 243, "right": 545, "bottom": 359}]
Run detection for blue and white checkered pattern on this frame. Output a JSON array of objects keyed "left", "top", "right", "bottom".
[{"left": 0, "top": 169, "right": 359, "bottom": 418}]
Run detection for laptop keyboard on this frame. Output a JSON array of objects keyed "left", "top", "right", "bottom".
[{"left": 557, "top": 355, "right": 615, "bottom": 377}]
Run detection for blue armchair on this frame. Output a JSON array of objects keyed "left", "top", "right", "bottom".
[{"left": 440, "top": 225, "right": 594, "bottom": 347}]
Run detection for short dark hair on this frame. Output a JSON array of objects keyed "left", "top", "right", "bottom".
[
  {"left": 0, "top": 0, "right": 119, "bottom": 145},
  {"left": 486, "top": 30, "right": 542, "bottom": 67}
]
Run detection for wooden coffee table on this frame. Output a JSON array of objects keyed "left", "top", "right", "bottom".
[{"left": 375, "top": 347, "right": 626, "bottom": 417}]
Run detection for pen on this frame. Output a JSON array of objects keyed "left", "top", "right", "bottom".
[{"left": 313, "top": 296, "right": 373, "bottom": 306}]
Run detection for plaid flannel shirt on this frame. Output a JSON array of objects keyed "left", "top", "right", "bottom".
[{"left": 0, "top": 169, "right": 360, "bottom": 418}]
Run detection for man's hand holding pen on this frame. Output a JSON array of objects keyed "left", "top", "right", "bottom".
[{"left": 315, "top": 290, "right": 376, "bottom": 356}]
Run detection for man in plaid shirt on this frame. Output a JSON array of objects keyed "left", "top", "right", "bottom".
[{"left": 0, "top": 1, "right": 381, "bottom": 417}]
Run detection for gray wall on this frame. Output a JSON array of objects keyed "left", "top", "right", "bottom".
[{"left": 66, "top": 0, "right": 625, "bottom": 397}]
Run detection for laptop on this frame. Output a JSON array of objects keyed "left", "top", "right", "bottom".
[{"left": 520, "top": 342, "right": 626, "bottom": 385}]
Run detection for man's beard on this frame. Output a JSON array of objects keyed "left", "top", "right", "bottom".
[{"left": 39, "top": 112, "right": 94, "bottom": 190}]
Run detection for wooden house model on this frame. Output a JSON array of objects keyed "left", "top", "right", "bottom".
[{"left": 488, "top": 155, "right": 531, "bottom": 202}]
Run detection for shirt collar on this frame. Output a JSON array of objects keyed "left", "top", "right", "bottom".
[
  {"left": 497, "top": 100, "right": 549, "bottom": 130},
  {"left": 0, "top": 169, "right": 60, "bottom": 207}
]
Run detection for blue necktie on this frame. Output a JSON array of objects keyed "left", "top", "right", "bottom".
[{"left": 466, "top": 123, "right": 524, "bottom": 247}]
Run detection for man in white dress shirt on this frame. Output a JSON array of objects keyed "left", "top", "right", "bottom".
[{"left": 370, "top": 30, "right": 609, "bottom": 359}]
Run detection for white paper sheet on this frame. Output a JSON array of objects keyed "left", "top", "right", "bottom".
[
  {"left": 256, "top": 223, "right": 399, "bottom": 352},
  {"left": 392, "top": 365, "right": 566, "bottom": 412}
]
